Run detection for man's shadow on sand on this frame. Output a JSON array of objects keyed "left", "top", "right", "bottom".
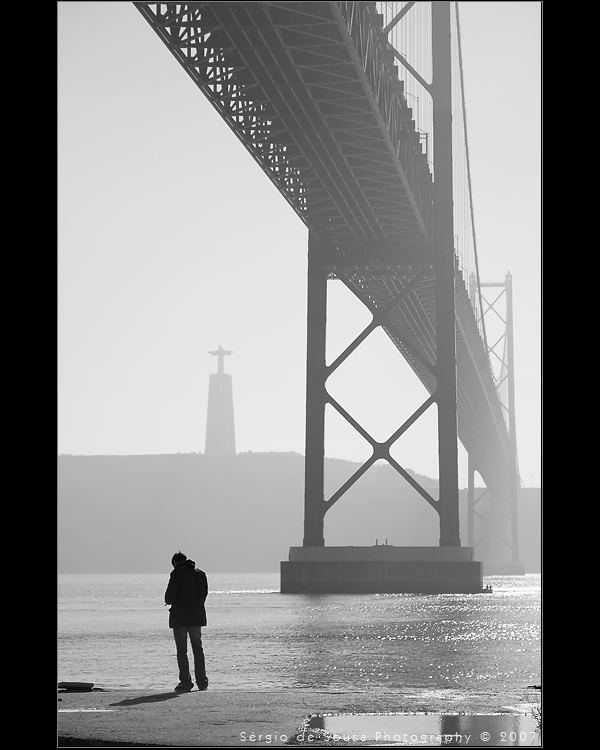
[{"left": 110, "top": 692, "right": 190, "bottom": 707}]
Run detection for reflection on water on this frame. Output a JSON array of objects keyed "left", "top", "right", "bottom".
[
  {"left": 58, "top": 573, "right": 540, "bottom": 700},
  {"left": 300, "top": 713, "right": 541, "bottom": 746}
]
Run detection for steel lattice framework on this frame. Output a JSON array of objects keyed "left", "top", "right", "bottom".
[{"left": 135, "top": 1, "right": 515, "bottom": 550}]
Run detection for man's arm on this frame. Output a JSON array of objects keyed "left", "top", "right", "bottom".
[
  {"left": 196, "top": 571, "right": 208, "bottom": 603},
  {"left": 165, "top": 574, "right": 177, "bottom": 605}
]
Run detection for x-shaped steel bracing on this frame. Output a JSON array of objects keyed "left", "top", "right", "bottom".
[
  {"left": 322, "top": 268, "right": 439, "bottom": 516},
  {"left": 470, "top": 486, "right": 513, "bottom": 552}
]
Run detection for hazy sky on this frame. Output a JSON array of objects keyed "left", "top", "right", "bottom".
[{"left": 58, "top": 2, "right": 541, "bottom": 486}]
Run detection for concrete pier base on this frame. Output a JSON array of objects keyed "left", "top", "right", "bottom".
[
  {"left": 280, "top": 546, "right": 483, "bottom": 593},
  {"left": 483, "top": 560, "right": 526, "bottom": 576}
]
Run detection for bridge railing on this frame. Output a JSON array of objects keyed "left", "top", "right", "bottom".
[
  {"left": 372, "top": 3, "right": 489, "bottom": 350},
  {"left": 376, "top": 2, "right": 434, "bottom": 170},
  {"left": 338, "top": 1, "right": 434, "bottom": 242}
]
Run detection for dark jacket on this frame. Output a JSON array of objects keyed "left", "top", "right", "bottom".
[{"left": 164, "top": 559, "right": 208, "bottom": 628}]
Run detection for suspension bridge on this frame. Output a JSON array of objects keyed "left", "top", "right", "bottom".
[{"left": 135, "top": 1, "right": 524, "bottom": 591}]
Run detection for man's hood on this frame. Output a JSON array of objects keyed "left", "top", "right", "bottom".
[{"left": 175, "top": 559, "right": 196, "bottom": 570}]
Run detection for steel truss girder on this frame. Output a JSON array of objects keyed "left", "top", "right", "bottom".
[{"left": 135, "top": 1, "right": 433, "bottom": 260}]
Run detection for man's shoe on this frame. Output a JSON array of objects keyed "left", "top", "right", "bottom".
[
  {"left": 174, "top": 682, "right": 194, "bottom": 692},
  {"left": 197, "top": 680, "right": 209, "bottom": 691}
]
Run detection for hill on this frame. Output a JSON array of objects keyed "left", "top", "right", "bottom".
[{"left": 58, "top": 452, "right": 540, "bottom": 573}]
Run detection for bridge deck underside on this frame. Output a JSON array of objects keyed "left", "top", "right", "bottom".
[{"left": 136, "top": 1, "right": 510, "bottom": 479}]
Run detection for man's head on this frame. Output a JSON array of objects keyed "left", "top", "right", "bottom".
[{"left": 171, "top": 551, "right": 187, "bottom": 568}]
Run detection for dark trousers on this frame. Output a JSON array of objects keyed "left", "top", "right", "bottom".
[{"left": 172, "top": 626, "right": 207, "bottom": 685}]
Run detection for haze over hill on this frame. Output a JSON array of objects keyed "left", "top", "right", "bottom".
[{"left": 58, "top": 452, "right": 540, "bottom": 574}]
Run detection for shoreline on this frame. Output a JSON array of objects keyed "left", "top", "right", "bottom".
[{"left": 57, "top": 687, "right": 539, "bottom": 748}]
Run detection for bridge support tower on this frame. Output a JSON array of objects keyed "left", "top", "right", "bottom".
[
  {"left": 467, "top": 274, "right": 525, "bottom": 575},
  {"left": 281, "top": 2, "right": 482, "bottom": 593}
]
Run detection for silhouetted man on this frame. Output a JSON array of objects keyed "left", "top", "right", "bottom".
[{"left": 165, "top": 551, "right": 209, "bottom": 691}]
